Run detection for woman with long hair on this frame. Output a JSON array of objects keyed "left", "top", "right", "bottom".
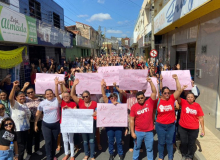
[
  {"left": 71, "top": 79, "right": 97, "bottom": 160},
  {"left": 0, "top": 117, "right": 18, "bottom": 160}
]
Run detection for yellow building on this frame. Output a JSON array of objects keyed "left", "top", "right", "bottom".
[
  {"left": 154, "top": 0, "right": 220, "bottom": 139},
  {"left": 131, "top": 0, "right": 152, "bottom": 60}
]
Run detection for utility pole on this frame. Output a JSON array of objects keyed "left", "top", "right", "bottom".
[{"left": 151, "top": 0, "right": 155, "bottom": 50}]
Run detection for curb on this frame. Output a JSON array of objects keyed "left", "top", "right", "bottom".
[{"left": 194, "top": 150, "right": 207, "bottom": 160}]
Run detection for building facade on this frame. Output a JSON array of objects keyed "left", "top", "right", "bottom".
[
  {"left": 0, "top": 0, "right": 71, "bottom": 86},
  {"left": 154, "top": 0, "right": 220, "bottom": 139}
]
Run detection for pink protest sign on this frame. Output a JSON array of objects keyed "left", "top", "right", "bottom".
[
  {"left": 119, "top": 70, "right": 148, "bottom": 90},
  {"left": 35, "top": 73, "right": 64, "bottom": 94},
  {"left": 161, "top": 70, "right": 192, "bottom": 90},
  {"left": 144, "top": 77, "right": 158, "bottom": 97},
  {"left": 98, "top": 66, "right": 123, "bottom": 86},
  {"left": 97, "top": 103, "right": 128, "bottom": 127},
  {"left": 75, "top": 73, "right": 103, "bottom": 94}
]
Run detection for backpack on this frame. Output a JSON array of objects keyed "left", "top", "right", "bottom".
[{"left": 155, "top": 98, "right": 161, "bottom": 120}]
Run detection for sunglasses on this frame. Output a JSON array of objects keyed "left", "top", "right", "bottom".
[
  {"left": 27, "top": 91, "right": 34, "bottom": 94},
  {"left": 0, "top": 108, "right": 5, "bottom": 111},
  {"left": 4, "top": 123, "right": 13, "bottom": 127},
  {"left": 82, "top": 96, "right": 89, "bottom": 99},
  {"left": 163, "top": 92, "right": 169, "bottom": 95},
  {"left": 137, "top": 97, "right": 145, "bottom": 100}
]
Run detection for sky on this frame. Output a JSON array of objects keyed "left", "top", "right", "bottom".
[{"left": 53, "top": 0, "right": 143, "bottom": 38}]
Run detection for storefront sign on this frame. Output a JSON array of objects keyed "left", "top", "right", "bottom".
[
  {"left": 37, "top": 20, "right": 71, "bottom": 47},
  {"left": 154, "top": 0, "right": 210, "bottom": 34},
  {"left": 0, "top": 6, "right": 37, "bottom": 44}
]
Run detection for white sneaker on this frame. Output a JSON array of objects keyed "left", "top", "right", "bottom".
[
  {"left": 35, "top": 150, "right": 43, "bottom": 155},
  {"left": 25, "top": 154, "right": 31, "bottom": 160}
]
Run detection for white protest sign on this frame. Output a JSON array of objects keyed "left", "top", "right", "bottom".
[
  {"left": 97, "top": 103, "right": 128, "bottom": 127},
  {"left": 61, "top": 109, "right": 93, "bottom": 133}
]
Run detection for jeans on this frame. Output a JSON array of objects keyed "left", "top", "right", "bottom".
[
  {"left": 106, "top": 127, "right": 123, "bottom": 156},
  {"left": 155, "top": 122, "right": 175, "bottom": 160},
  {"left": 81, "top": 121, "right": 96, "bottom": 158},
  {"left": 42, "top": 121, "right": 60, "bottom": 160},
  {"left": 27, "top": 121, "right": 42, "bottom": 155},
  {"left": 16, "top": 130, "right": 28, "bottom": 160},
  {"left": 133, "top": 131, "right": 154, "bottom": 160},
  {"left": 178, "top": 125, "right": 199, "bottom": 159},
  {"left": 0, "top": 149, "right": 13, "bottom": 160},
  {"left": 62, "top": 133, "right": 74, "bottom": 157}
]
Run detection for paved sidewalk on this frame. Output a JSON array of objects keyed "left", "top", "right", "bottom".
[
  {"left": 194, "top": 126, "right": 220, "bottom": 160},
  {"left": 26, "top": 129, "right": 203, "bottom": 160}
]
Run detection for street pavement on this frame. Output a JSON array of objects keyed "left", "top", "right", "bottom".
[{"left": 27, "top": 129, "right": 199, "bottom": 160}]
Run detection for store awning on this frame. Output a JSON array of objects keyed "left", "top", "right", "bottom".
[{"left": 155, "top": 0, "right": 220, "bottom": 35}]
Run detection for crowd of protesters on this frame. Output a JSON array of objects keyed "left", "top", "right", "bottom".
[{"left": 0, "top": 53, "right": 205, "bottom": 160}]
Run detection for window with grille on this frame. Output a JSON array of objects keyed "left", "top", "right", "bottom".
[
  {"left": 29, "top": 0, "right": 41, "bottom": 20},
  {"left": 53, "top": 12, "right": 60, "bottom": 29}
]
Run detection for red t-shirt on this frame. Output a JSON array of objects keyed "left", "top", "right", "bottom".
[
  {"left": 60, "top": 100, "right": 77, "bottom": 124},
  {"left": 156, "top": 94, "right": 176, "bottom": 124},
  {"left": 130, "top": 98, "right": 156, "bottom": 132},
  {"left": 179, "top": 99, "right": 204, "bottom": 129},
  {"left": 78, "top": 99, "right": 97, "bottom": 120}
]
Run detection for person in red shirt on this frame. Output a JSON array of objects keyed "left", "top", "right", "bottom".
[
  {"left": 177, "top": 92, "right": 205, "bottom": 160},
  {"left": 55, "top": 78, "right": 77, "bottom": 160},
  {"left": 130, "top": 78, "right": 157, "bottom": 160},
  {"left": 155, "top": 74, "right": 182, "bottom": 160},
  {"left": 71, "top": 79, "right": 97, "bottom": 160}
]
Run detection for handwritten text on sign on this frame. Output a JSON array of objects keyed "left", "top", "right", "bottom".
[
  {"left": 61, "top": 109, "right": 93, "bottom": 133},
  {"left": 161, "top": 70, "right": 192, "bottom": 90},
  {"left": 119, "top": 70, "right": 148, "bottom": 90},
  {"left": 97, "top": 103, "right": 128, "bottom": 127},
  {"left": 35, "top": 73, "right": 64, "bottom": 94},
  {"left": 144, "top": 77, "right": 158, "bottom": 97},
  {"left": 75, "top": 73, "right": 103, "bottom": 94},
  {"left": 98, "top": 66, "right": 123, "bottom": 86}
]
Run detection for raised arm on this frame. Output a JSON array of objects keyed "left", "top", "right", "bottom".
[
  {"left": 71, "top": 79, "right": 80, "bottom": 104},
  {"left": 113, "top": 82, "right": 126, "bottom": 97},
  {"left": 54, "top": 77, "right": 62, "bottom": 104},
  {"left": 9, "top": 81, "right": 19, "bottom": 107},
  {"left": 101, "top": 79, "right": 108, "bottom": 103},
  {"left": 160, "top": 74, "right": 163, "bottom": 91},
  {"left": 39, "top": 59, "right": 42, "bottom": 73},
  {"left": 173, "top": 74, "right": 182, "bottom": 99},
  {"left": 21, "top": 82, "right": 30, "bottom": 92},
  {"left": 147, "top": 77, "right": 157, "bottom": 100}
]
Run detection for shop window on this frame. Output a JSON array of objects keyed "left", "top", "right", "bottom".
[
  {"left": 29, "top": 0, "right": 41, "bottom": 20},
  {"left": 0, "top": 0, "right": 10, "bottom": 4},
  {"left": 53, "top": 12, "right": 60, "bottom": 29}
]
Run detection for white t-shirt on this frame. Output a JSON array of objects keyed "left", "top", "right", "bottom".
[
  {"left": 10, "top": 101, "right": 31, "bottom": 131},
  {"left": 0, "top": 113, "right": 8, "bottom": 124},
  {"left": 38, "top": 98, "right": 60, "bottom": 124}
]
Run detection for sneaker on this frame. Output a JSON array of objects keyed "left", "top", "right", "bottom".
[
  {"left": 25, "top": 154, "right": 31, "bottom": 160},
  {"left": 35, "top": 150, "right": 43, "bottom": 155},
  {"left": 109, "top": 154, "right": 114, "bottom": 160},
  {"left": 119, "top": 155, "right": 124, "bottom": 160}
]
